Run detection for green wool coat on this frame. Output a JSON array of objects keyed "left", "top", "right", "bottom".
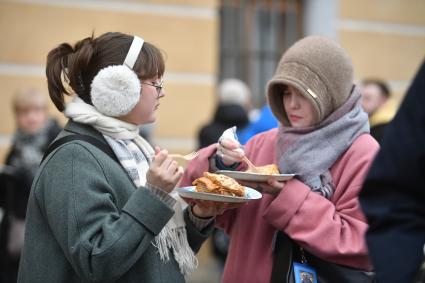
[{"left": 17, "top": 121, "right": 213, "bottom": 283}]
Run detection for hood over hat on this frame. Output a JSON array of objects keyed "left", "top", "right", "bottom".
[{"left": 267, "top": 36, "right": 354, "bottom": 125}]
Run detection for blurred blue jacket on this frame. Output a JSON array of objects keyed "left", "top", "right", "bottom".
[{"left": 238, "top": 105, "right": 278, "bottom": 144}]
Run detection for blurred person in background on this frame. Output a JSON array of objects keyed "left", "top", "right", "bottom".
[
  {"left": 198, "top": 78, "right": 251, "bottom": 148},
  {"left": 360, "top": 60, "right": 425, "bottom": 283},
  {"left": 0, "top": 88, "right": 61, "bottom": 283},
  {"left": 360, "top": 79, "right": 397, "bottom": 143},
  {"left": 182, "top": 36, "right": 378, "bottom": 283},
  {"left": 17, "top": 32, "right": 216, "bottom": 283}
]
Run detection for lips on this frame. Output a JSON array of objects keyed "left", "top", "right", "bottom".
[{"left": 289, "top": 114, "right": 301, "bottom": 121}]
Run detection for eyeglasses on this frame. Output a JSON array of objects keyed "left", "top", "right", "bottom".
[{"left": 141, "top": 81, "right": 164, "bottom": 98}]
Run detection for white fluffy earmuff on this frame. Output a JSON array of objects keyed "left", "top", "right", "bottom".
[{"left": 90, "top": 36, "right": 145, "bottom": 117}]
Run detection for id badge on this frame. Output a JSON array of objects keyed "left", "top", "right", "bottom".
[{"left": 293, "top": 262, "right": 317, "bottom": 283}]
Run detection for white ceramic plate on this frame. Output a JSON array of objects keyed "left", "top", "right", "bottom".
[
  {"left": 177, "top": 186, "right": 262, "bottom": 203},
  {"left": 216, "top": 170, "right": 295, "bottom": 182}
]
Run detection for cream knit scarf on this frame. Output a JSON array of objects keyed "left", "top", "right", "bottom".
[{"left": 64, "top": 96, "right": 197, "bottom": 276}]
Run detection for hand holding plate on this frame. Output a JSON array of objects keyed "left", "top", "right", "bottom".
[
  {"left": 190, "top": 200, "right": 246, "bottom": 218},
  {"left": 239, "top": 177, "right": 286, "bottom": 196}
]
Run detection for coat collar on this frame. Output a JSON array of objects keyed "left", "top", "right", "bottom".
[{"left": 63, "top": 120, "right": 106, "bottom": 143}]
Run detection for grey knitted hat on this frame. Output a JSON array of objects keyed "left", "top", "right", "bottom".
[{"left": 267, "top": 36, "right": 354, "bottom": 125}]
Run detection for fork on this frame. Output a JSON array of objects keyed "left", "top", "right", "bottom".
[
  {"left": 242, "top": 156, "right": 260, "bottom": 173},
  {"left": 169, "top": 151, "right": 199, "bottom": 160}
]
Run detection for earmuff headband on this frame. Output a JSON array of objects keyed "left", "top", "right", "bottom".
[
  {"left": 123, "top": 36, "right": 144, "bottom": 69},
  {"left": 91, "top": 35, "right": 144, "bottom": 117}
]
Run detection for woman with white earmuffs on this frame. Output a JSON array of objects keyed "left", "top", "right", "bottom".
[{"left": 17, "top": 32, "right": 214, "bottom": 283}]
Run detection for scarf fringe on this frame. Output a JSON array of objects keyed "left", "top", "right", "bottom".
[
  {"left": 311, "top": 171, "right": 334, "bottom": 199},
  {"left": 155, "top": 226, "right": 198, "bottom": 277}
]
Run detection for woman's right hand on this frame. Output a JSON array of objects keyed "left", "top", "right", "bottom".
[
  {"left": 146, "top": 147, "right": 184, "bottom": 193},
  {"left": 217, "top": 138, "right": 245, "bottom": 166}
]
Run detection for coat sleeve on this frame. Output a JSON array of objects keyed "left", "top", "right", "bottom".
[
  {"left": 180, "top": 144, "right": 217, "bottom": 187},
  {"left": 34, "top": 143, "right": 175, "bottom": 282},
  {"left": 184, "top": 208, "right": 215, "bottom": 253},
  {"left": 216, "top": 133, "right": 274, "bottom": 235},
  {"left": 263, "top": 135, "right": 378, "bottom": 270},
  {"left": 180, "top": 143, "right": 240, "bottom": 234}
]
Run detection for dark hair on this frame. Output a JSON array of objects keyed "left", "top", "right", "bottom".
[
  {"left": 46, "top": 32, "right": 165, "bottom": 111},
  {"left": 362, "top": 79, "right": 391, "bottom": 98}
]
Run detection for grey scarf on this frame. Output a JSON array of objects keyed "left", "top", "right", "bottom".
[{"left": 276, "top": 87, "right": 369, "bottom": 199}]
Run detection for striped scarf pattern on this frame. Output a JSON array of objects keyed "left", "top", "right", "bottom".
[{"left": 104, "top": 137, "right": 151, "bottom": 187}]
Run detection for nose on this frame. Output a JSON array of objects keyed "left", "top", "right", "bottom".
[
  {"left": 288, "top": 93, "right": 299, "bottom": 109},
  {"left": 158, "top": 88, "right": 165, "bottom": 99}
]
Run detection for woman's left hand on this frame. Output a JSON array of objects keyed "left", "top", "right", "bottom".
[
  {"left": 186, "top": 199, "right": 245, "bottom": 218},
  {"left": 240, "top": 177, "right": 286, "bottom": 196}
]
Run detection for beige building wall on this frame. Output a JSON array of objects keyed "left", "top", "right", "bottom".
[
  {"left": 338, "top": 0, "right": 425, "bottom": 101},
  {"left": 0, "top": 0, "right": 219, "bottom": 162},
  {"left": 3, "top": 1, "right": 423, "bottom": 164},
  {"left": 303, "top": 0, "right": 425, "bottom": 102}
]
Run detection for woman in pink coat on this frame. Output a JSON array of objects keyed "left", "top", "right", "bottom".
[{"left": 181, "top": 36, "right": 378, "bottom": 283}]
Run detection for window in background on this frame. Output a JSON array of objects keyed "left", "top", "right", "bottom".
[{"left": 219, "top": 0, "right": 303, "bottom": 107}]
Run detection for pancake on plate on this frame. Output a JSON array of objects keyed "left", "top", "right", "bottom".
[
  {"left": 246, "top": 164, "right": 280, "bottom": 175},
  {"left": 193, "top": 172, "right": 245, "bottom": 197}
]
